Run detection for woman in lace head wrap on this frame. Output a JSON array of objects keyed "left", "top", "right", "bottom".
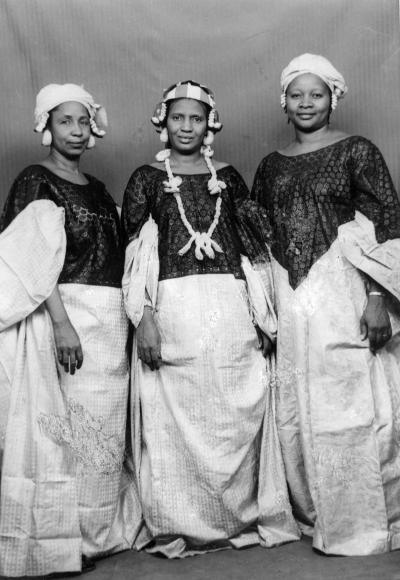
[
  {"left": 121, "top": 79, "right": 300, "bottom": 557},
  {"left": 252, "top": 53, "right": 400, "bottom": 555},
  {"left": 0, "top": 84, "right": 138, "bottom": 576}
]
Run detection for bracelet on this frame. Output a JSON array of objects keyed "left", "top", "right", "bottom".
[{"left": 368, "top": 291, "right": 385, "bottom": 297}]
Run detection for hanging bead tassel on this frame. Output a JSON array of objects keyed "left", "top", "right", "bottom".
[{"left": 154, "top": 147, "right": 225, "bottom": 260}]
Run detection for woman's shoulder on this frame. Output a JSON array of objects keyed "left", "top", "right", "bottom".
[{"left": 13, "top": 164, "right": 51, "bottom": 183}]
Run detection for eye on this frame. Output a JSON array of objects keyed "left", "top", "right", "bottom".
[
  {"left": 289, "top": 93, "right": 301, "bottom": 99},
  {"left": 80, "top": 118, "right": 90, "bottom": 126},
  {"left": 193, "top": 116, "right": 203, "bottom": 123},
  {"left": 171, "top": 114, "right": 181, "bottom": 121},
  {"left": 312, "top": 93, "right": 323, "bottom": 98}
]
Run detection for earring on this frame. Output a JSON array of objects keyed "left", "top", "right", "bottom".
[
  {"left": 41, "top": 129, "right": 52, "bottom": 146},
  {"left": 203, "top": 130, "right": 214, "bottom": 146},
  {"left": 160, "top": 127, "right": 169, "bottom": 143},
  {"left": 86, "top": 135, "right": 96, "bottom": 149}
]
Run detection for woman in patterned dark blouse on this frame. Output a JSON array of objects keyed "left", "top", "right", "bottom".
[
  {"left": 0, "top": 84, "right": 138, "bottom": 577},
  {"left": 252, "top": 54, "right": 400, "bottom": 556},
  {"left": 121, "top": 80, "right": 299, "bottom": 557}
]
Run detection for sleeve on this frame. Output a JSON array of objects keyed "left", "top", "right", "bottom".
[
  {"left": 0, "top": 167, "right": 55, "bottom": 232},
  {"left": 121, "top": 166, "right": 152, "bottom": 247},
  {"left": 228, "top": 165, "right": 273, "bottom": 262},
  {"left": 350, "top": 138, "right": 400, "bottom": 242}
]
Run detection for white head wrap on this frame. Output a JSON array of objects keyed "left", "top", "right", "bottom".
[
  {"left": 34, "top": 83, "right": 107, "bottom": 136},
  {"left": 280, "top": 53, "right": 348, "bottom": 109}
]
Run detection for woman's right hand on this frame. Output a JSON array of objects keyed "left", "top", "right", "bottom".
[
  {"left": 137, "top": 307, "right": 162, "bottom": 370},
  {"left": 52, "top": 319, "right": 84, "bottom": 374}
]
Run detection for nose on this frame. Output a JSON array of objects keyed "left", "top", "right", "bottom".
[
  {"left": 299, "top": 96, "right": 313, "bottom": 108},
  {"left": 181, "top": 117, "right": 193, "bottom": 132},
  {"left": 71, "top": 121, "right": 83, "bottom": 135}
]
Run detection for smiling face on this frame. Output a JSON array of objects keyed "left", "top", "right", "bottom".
[
  {"left": 48, "top": 101, "right": 91, "bottom": 158},
  {"left": 166, "top": 98, "right": 208, "bottom": 155},
  {"left": 285, "top": 73, "right": 331, "bottom": 132}
]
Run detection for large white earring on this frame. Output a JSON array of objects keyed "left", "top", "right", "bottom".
[
  {"left": 86, "top": 135, "right": 96, "bottom": 149},
  {"left": 160, "top": 127, "right": 169, "bottom": 143},
  {"left": 203, "top": 130, "right": 214, "bottom": 146},
  {"left": 41, "top": 129, "right": 52, "bottom": 146}
]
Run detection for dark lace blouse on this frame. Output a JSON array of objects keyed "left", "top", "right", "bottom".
[
  {"left": 0, "top": 165, "right": 124, "bottom": 288},
  {"left": 251, "top": 136, "right": 400, "bottom": 289},
  {"left": 121, "top": 165, "right": 271, "bottom": 282}
]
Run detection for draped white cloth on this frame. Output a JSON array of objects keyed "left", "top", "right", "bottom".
[
  {"left": 274, "top": 211, "right": 400, "bottom": 555},
  {"left": 0, "top": 201, "right": 140, "bottom": 577},
  {"left": 124, "top": 221, "right": 300, "bottom": 558}
]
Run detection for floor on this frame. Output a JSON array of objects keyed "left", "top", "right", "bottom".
[{"left": 4, "top": 536, "right": 400, "bottom": 580}]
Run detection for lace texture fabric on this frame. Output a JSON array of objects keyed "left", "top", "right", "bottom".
[
  {"left": 38, "top": 398, "right": 125, "bottom": 475},
  {"left": 252, "top": 136, "right": 400, "bottom": 288},
  {"left": 122, "top": 165, "right": 271, "bottom": 282},
  {"left": 0, "top": 165, "right": 124, "bottom": 288}
]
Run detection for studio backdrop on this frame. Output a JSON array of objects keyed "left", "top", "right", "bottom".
[{"left": 0, "top": 0, "right": 399, "bottom": 207}]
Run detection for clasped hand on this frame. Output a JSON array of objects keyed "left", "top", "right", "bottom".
[
  {"left": 360, "top": 295, "right": 392, "bottom": 353},
  {"left": 52, "top": 319, "right": 83, "bottom": 374},
  {"left": 137, "top": 307, "right": 162, "bottom": 371}
]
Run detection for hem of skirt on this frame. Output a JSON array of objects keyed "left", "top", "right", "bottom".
[{"left": 136, "top": 526, "right": 261, "bottom": 559}]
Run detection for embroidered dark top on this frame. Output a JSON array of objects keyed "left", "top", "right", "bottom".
[
  {"left": 122, "top": 165, "right": 271, "bottom": 282},
  {"left": 251, "top": 136, "right": 400, "bottom": 289},
  {"left": 0, "top": 165, "right": 124, "bottom": 288}
]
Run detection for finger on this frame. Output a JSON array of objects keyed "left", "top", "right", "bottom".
[
  {"left": 360, "top": 319, "right": 368, "bottom": 341},
  {"left": 69, "top": 351, "right": 77, "bottom": 375},
  {"left": 368, "top": 329, "right": 377, "bottom": 353},
  {"left": 151, "top": 347, "right": 161, "bottom": 370},
  {"left": 62, "top": 349, "right": 70, "bottom": 373},
  {"left": 76, "top": 345, "right": 84, "bottom": 369},
  {"left": 57, "top": 348, "right": 63, "bottom": 365}
]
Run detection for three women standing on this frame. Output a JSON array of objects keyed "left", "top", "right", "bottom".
[{"left": 252, "top": 54, "right": 400, "bottom": 555}]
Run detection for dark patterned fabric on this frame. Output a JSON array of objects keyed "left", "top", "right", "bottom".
[
  {"left": 0, "top": 165, "right": 124, "bottom": 288},
  {"left": 251, "top": 136, "right": 400, "bottom": 289},
  {"left": 122, "top": 165, "right": 271, "bottom": 282}
]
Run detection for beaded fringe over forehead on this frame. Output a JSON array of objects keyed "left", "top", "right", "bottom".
[{"left": 163, "top": 82, "right": 215, "bottom": 108}]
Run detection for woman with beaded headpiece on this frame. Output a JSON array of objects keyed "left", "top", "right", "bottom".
[
  {"left": 0, "top": 84, "right": 140, "bottom": 576},
  {"left": 252, "top": 53, "right": 400, "bottom": 555},
  {"left": 122, "top": 80, "right": 300, "bottom": 556}
]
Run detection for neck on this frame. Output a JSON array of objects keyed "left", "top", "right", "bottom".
[
  {"left": 169, "top": 149, "right": 204, "bottom": 168},
  {"left": 294, "top": 124, "right": 331, "bottom": 145},
  {"left": 47, "top": 149, "right": 81, "bottom": 174}
]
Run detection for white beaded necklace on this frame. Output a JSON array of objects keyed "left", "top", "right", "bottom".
[{"left": 155, "top": 146, "right": 227, "bottom": 261}]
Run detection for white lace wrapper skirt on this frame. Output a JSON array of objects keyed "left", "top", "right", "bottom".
[
  {"left": 46, "top": 284, "right": 139, "bottom": 557},
  {"left": 0, "top": 284, "right": 140, "bottom": 577},
  {"left": 274, "top": 228, "right": 400, "bottom": 555},
  {"left": 132, "top": 273, "right": 299, "bottom": 557}
]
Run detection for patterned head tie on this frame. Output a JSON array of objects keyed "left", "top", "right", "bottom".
[
  {"left": 151, "top": 80, "right": 222, "bottom": 145},
  {"left": 280, "top": 53, "right": 348, "bottom": 110},
  {"left": 34, "top": 83, "right": 108, "bottom": 147}
]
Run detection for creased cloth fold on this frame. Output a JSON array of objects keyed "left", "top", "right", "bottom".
[
  {"left": 338, "top": 210, "right": 400, "bottom": 301},
  {"left": 241, "top": 256, "right": 277, "bottom": 341},
  {"left": 122, "top": 216, "right": 159, "bottom": 327}
]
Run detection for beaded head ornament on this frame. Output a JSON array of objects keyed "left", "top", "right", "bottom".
[
  {"left": 34, "top": 83, "right": 108, "bottom": 148},
  {"left": 280, "top": 53, "right": 348, "bottom": 112},
  {"left": 151, "top": 80, "right": 222, "bottom": 146},
  {"left": 151, "top": 80, "right": 226, "bottom": 261}
]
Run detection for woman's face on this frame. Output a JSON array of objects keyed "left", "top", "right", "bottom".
[
  {"left": 49, "top": 101, "right": 91, "bottom": 158},
  {"left": 285, "top": 73, "right": 331, "bottom": 132},
  {"left": 166, "top": 98, "right": 208, "bottom": 154}
]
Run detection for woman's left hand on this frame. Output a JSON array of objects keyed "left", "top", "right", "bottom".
[
  {"left": 360, "top": 295, "right": 392, "bottom": 353},
  {"left": 256, "top": 327, "right": 274, "bottom": 358}
]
